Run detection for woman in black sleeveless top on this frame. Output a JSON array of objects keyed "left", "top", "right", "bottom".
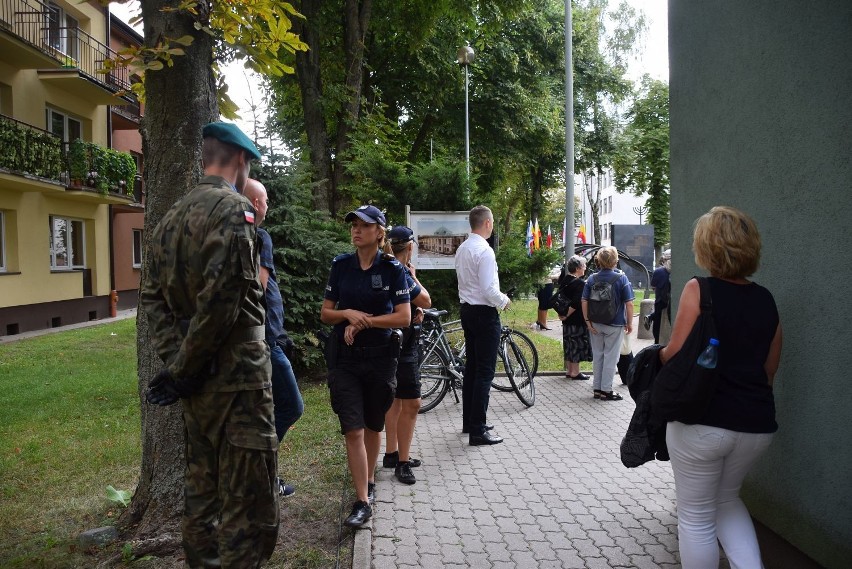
[{"left": 660, "top": 206, "right": 782, "bottom": 569}]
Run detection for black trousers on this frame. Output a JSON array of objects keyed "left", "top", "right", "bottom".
[{"left": 460, "top": 303, "right": 501, "bottom": 436}]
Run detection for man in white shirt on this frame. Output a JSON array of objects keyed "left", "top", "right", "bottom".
[{"left": 455, "top": 205, "right": 511, "bottom": 446}]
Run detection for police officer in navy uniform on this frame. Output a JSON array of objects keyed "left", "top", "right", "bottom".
[{"left": 320, "top": 205, "right": 411, "bottom": 527}]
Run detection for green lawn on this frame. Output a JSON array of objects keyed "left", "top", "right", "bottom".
[{"left": 0, "top": 319, "right": 350, "bottom": 568}]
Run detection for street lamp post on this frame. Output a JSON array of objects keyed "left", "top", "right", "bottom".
[{"left": 457, "top": 45, "right": 475, "bottom": 177}]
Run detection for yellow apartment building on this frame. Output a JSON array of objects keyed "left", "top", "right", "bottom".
[{"left": 0, "top": 0, "right": 138, "bottom": 335}]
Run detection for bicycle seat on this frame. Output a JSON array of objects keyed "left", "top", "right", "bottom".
[{"left": 423, "top": 309, "right": 448, "bottom": 319}]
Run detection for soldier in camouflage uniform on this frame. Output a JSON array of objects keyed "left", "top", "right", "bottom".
[{"left": 140, "top": 122, "right": 278, "bottom": 568}]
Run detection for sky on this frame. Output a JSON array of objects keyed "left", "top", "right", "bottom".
[{"left": 110, "top": 0, "right": 668, "bottom": 141}]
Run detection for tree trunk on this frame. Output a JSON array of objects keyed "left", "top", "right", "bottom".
[
  {"left": 584, "top": 173, "right": 601, "bottom": 245},
  {"left": 330, "top": 0, "right": 372, "bottom": 215},
  {"left": 293, "top": 0, "right": 333, "bottom": 214},
  {"left": 122, "top": 0, "right": 217, "bottom": 545},
  {"left": 407, "top": 113, "right": 435, "bottom": 162}
]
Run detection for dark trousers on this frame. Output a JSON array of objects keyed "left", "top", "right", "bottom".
[
  {"left": 460, "top": 303, "right": 501, "bottom": 436},
  {"left": 269, "top": 343, "right": 305, "bottom": 441}
]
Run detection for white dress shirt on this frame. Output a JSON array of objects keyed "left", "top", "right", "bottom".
[{"left": 455, "top": 233, "right": 510, "bottom": 309}]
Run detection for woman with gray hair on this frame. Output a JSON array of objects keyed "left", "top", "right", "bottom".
[
  {"left": 582, "top": 246, "right": 634, "bottom": 400},
  {"left": 556, "top": 255, "right": 593, "bottom": 380}
]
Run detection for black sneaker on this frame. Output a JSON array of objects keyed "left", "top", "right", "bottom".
[
  {"left": 367, "top": 481, "right": 376, "bottom": 504},
  {"left": 382, "top": 451, "right": 422, "bottom": 468},
  {"left": 343, "top": 500, "right": 372, "bottom": 528},
  {"left": 277, "top": 477, "right": 295, "bottom": 498},
  {"left": 394, "top": 461, "right": 416, "bottom": 485}
]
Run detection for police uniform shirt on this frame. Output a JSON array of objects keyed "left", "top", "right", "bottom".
[
  {"left": 399, "top": 266, "right": 422, "bottom": 362},
  {"left": 325, "top": 251, "right": 410, "bottom": 347}
]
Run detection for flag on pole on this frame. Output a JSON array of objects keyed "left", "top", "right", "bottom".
[
  {"left": 526, "top": 220, "right": 534, "bottom": 256},
  {"left": 577, "top": 224, "right": 587, "bottom": 244},
  {"left": 546, "top": 225, "right": 552, "bottom": 249},
  {"left": 533, "top": 219, "right": 541, "bottom": 250}
]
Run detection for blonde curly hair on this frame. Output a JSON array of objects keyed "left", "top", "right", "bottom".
[{"left": 692, "top": 206, "right": 761, "bottom": 278}]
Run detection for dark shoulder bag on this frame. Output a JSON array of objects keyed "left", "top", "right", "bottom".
[{"left": 650, "top": 277, "right": 719, "bottom": 424}]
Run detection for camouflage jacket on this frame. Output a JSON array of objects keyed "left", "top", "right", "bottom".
[{"left": 140, "top": 175, "right": 271, "bottom": 392}]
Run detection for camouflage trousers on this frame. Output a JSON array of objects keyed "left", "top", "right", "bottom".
[{"left": 181, "top": 388, "right": 279, "bottom": 568}]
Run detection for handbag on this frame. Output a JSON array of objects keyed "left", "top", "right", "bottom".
[
  {"left": 650, "top": 277, "right": 719, "bottom": 424},
  {"left": 549, "top": 289, "right": 571, "bottom": 315}
]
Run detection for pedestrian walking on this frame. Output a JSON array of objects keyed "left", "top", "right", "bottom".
[{"left": 661, "top": 206, "right": 782, "bottom": 568}]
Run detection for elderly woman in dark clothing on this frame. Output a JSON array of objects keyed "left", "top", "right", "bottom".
[{"left": 556, "top": 255, "right": 593, "bottom": 380}]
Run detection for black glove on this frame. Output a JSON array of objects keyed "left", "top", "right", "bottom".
[{"left": 145, "top": 368, "right": 204, "bottom": 406}]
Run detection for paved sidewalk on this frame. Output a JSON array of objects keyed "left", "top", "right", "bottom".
[{"left": 368, "top": 318, "right": 687, "bottom": 568}]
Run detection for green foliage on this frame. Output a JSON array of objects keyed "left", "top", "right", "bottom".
[
  {"left": 0, "top": 116, "right": 63, "bottom": 180},
  {"left": 496, "top": 219, "right": 563, "bottom": 295},
  {"left": 614, "top": 76, "right": 670, "bottom": 247},
  {"left": 67, "top": 140, "right": 137, "bottom": 195},
  {"left": 255, "top": 164, "right": 352, "bottom": 371}
]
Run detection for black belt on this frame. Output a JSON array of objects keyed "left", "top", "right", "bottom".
[{"left": 338, "top": 343, "right": 393, "bottom": 358}]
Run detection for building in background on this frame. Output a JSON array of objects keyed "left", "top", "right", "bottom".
[
  {"left": 0, "top": 0, "right": 138, "bottom": 335},
  {"left": 108, "top": 13, "right": 144, "bottom": 311},
  {"left": 578, "top": 169, "right": 648, "bottom": 247}
]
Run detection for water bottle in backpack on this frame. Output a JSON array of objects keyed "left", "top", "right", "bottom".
[{"left": 696, "top": 338, "right": 719, "bottom": 369}]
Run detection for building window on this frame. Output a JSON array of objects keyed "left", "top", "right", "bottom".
[
  {"left": 132, "top": 229, "right": 142, "bottom": 268},
  {"left": 45, "top": 2, "right": 79, "bottom": 61},
  {"left": 0, "top": 211, "right": 5, "bottom": 272},
  {"left": 46, "top": 107, "right": 82, "bottom": 144},
  {"left": 49, "top": 215, "right": 85, "bottom": 269}
]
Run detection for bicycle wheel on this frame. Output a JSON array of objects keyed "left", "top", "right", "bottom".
[
  {"left": 503, "top": 336, "right": 535, "bottom": 407},
  {"left": 419, "top": 348, "right": 451, "bottom": 413},
  {"left": 493, "top": 329, "right": 538, "bottom": 391},
  {"left": 505, "top": 329, "right": 539, "bottom": 378}
]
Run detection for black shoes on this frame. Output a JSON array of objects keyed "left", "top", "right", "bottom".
[
  {"left": 344, "top": 500, "right": 372, "bottom": 528},
  {"left": 367, "top": 482, "right": 376, "bottom": 504},
  {"left": 535, "top": 322, "right": 552, "bottom": 330},
  {"left": 462, "top": 424, "right": 494, "bottom": 434},
  {"left": 395, "top": 461, "right": 416, "bottom": 485},
  {"left": 382, "top": 450, "right": 422, "bottom": 468},
  {"left": 469, "top": 431, "right": 503, "bottom": 446},
  {"left": 276, "top": 477, "right": 295, "bottom": 498},
  {"left": 567, "top": 373, "right": 590, "bottom": 380}
]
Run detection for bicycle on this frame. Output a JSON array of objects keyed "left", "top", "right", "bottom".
[{"left": 418, "top": 308, "right": 537, "bottom": 413}]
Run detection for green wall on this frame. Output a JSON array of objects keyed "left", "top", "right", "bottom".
[{"left": 668, "top": 1, "right": 852, "bottom": 567}]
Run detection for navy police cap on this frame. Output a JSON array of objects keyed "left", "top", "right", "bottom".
[
  {"left": 388, "top": 225, "right": 416, "bottom": 245},
  {"left": 202, "top": 122, "right": 262, "bottom": 161},
  {"left": 344, "top": 205, "right": 386, "bottom": 226}
]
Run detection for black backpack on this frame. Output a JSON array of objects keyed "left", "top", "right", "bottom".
[{"left": 587, "top": 272, "right": 623, "bottom": 324}]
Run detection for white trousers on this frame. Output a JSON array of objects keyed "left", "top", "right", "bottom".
[
  {"left": 589, "top": 323, "right": 623, "bottom": 392},
  {"left": 666, "top": 421, "right": 774, "bottom": 569}
]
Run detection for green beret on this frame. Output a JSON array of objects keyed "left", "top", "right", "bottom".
[{"left": 202, "top": 122, "right": 262, "bottom": 161}]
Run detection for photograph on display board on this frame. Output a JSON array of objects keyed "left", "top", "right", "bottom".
[{"left": 407, "top": 211, "right": 470, "bottom": 270}]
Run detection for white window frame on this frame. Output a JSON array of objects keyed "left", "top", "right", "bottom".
[
  {"left": 49, "top": 215, "right": 85, "bottom": 270},
  {"left": 132, "top": 228, "right": 142, "bottom": 268},
  {"left": 0, "top": 211, "right": 6, "bottom": 272},
  {"left": 46, "top": 107, "right": 82, "bottom": 144},
  {"left": 45, "top": 2, "right": 78, "bottom": 61}
]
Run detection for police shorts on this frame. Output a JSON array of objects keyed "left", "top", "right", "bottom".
[
  {"left": 327, "top": 356, "right": 397, "bottom": 434},
  {"left": 394, "top": 360, "right": 421, "bottom": 400}
]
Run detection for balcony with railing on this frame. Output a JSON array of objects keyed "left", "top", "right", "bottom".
[
  {"left": 0, "top": 0, "right": 134, "bottom": 104},
  {"left": 0, "top": 113, "right": 138, "bottom": 204}
]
